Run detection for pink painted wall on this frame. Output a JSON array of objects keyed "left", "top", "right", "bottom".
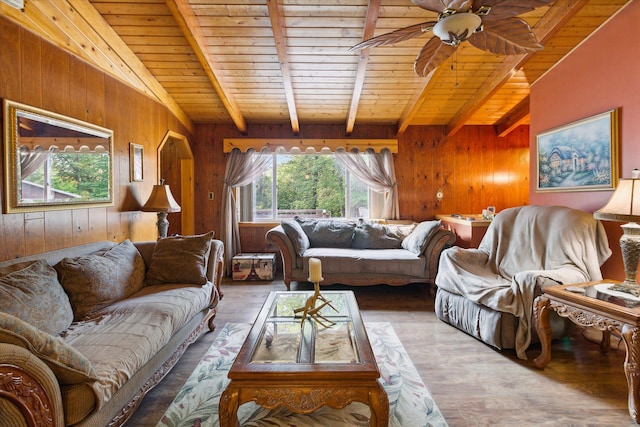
[{"left": 529, "top": 1, "right": 640, "bottom": 280}]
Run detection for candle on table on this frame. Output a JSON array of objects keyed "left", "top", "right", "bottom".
[{"left": 309, "top": 257, "right": 322, "bottom": 282}]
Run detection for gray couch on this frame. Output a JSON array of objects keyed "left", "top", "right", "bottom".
[
  {"left": 266, "top": 217, "right": 455, "bottom": 290},
  {"left": 435, "top": 205, "right": 612, "bottom": 359},
  {"left": 0, "top": 234, "right": 223, "bottom": 427}
]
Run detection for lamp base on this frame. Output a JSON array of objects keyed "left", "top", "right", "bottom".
[
  {"left": 156, "top": 212, "right": 169, "bottom": 239},
  {"left": 619, "top": 222, "right": 640, "bottom": 288}
]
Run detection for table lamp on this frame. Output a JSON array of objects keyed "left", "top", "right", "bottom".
[
  {"left": 594, "top": 173, "right": 640, "bottom": 294},
  {"left": 142, "top": 179, "right": 181, "bottom": 238}
]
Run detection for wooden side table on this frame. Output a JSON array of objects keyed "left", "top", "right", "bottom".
[
  {"left": 435, "top": 214, "right": 491, "bottom": 248},
  {"left": 533, "top": 280, "right": 640, "bottom": 422}
]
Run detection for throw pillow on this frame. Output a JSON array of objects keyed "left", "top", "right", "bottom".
[
  {"left": 0, "top": 312, "right": 97, "bottom": 385},
  {"left": 401, "top": 220, "right": 442, "bottom": 255},
  {"left": 145, "top": 231, "right": 214, "bottom": 285},
  {"left": 295, "top": 217, "right": 356, "bottom": 248},
  {"left": 281, "top": 219, "right": 310, "bottom": 256},
  {"left": 0, "top": 259, "right": 73, "bottom": 336},
  {"left": 352, "top": 221, "right": 402, "bottom": 249},
  {"left": 55, "top": 240, "right": 146, "bottom": 320}
]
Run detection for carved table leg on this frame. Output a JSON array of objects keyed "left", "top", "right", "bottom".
[
  {"left": 369, "top": 382, "right": 390, "bottom": 427},
  {"left": 533, "top": 296, "right": 552, "bottom": 369},
  {"left": 219, "top": 386, "right": 240, "bottom": 427},
  {"left": 621, "top": 324, "right": 640, "bottom": 423}
]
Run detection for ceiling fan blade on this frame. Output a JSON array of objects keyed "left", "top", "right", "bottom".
[
  {"left": 468, "top": 18, "right": 543, "bottom": 55},
  {"left": 413, "top": 0, "right": 473, "bottom": 13},
  {"left": 414, "top": 37, "right": 456, "bottom": 77},
  {"left": 349, "top": 21, "right": 437, "bottom": 52},
  {"left": 473, "top": 0, "right": 555, "bottom": 20}
]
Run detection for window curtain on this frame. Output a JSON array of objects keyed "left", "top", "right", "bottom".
[
  {"left": 220, "top": 148, "right": 272, "bottom": 275},
  {"left": 20, "top": 146, "right": 54, "bottom": 178},
  {"left": 335, "top": 147, "right": 399, "bottom": 219}
]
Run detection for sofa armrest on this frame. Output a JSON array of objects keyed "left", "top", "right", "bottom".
[
  {"left": 266, "top": 225, "right": 298, "bottom": 290},
  {"left": 423, "top": 228, "right": 456, "bottom": 283},
  {"left": 0, "top": 343, "right": 65, "bottom": 427}
]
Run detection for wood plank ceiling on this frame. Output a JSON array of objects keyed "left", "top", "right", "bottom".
[{"left": 0, "top": 0, "right": 632, "bottom": 136}]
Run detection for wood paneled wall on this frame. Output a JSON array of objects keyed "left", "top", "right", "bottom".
[
  {"left": 192, "top": 123, "right": 530, "bottom": 256},
  {"left": 0, "top": 17, "right": 191, "bottom": 261}
]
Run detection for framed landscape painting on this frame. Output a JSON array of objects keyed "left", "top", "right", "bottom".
[{"left": 536, "top": 109, "right": 619, "bottom": 192}]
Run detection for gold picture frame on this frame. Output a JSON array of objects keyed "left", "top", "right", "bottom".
[
  {"left": 3, "top": 99, "right": 114, "bottom": 212},
  {"left": 536, "top": 109, "right": 619, "bottom": 192},
  {"left": 130, "top": 143, "right": 144, "bottom": 182}
]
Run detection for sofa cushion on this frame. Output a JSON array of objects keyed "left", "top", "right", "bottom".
[
  {"left": 304, "top": 248, "right": 426, "bottom": 277},
  {"left": 0, "top": 259, "right": 73, "bottom": 335},
  {"left": 62, "top": 282, "right": 214, "bottom": 405},
  {"left": 351, "top": 220, "right": 417, "bottom": 249},
  {"left": 281, "top": 219, "right": 310, "bottom": 256},
  {"left": 295, "top": 217, "right": 356, "bottom": 248},
  {"left": 145, "top": 231, "right": 214, "bottom": 285},
  {"left": 55, "top": 240, "right": 146, "bottom": 320},
  {"left": 0, "top": 312, "right": 97, "bottom": 385},
  {"left": 401, "top": 220, "right": 441, "bottom": 255}
]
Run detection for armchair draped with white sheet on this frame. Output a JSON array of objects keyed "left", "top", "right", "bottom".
[{"left": 434, "top": 205, "right": 612, "bottom": 359}]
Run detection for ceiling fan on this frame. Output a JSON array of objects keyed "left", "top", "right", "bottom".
[{"left": 350, "top": 0, "right": 556, "bottom": 77}]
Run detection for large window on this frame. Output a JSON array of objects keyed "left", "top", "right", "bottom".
[{"left": 245, "top": 152, "right": 372, "bottom": 221}]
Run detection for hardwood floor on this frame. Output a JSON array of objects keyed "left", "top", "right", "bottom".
[{"left": 127, "top": 278, "right": 634, "bottom": 427}]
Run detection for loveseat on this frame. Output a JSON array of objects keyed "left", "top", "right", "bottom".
[
  {"left": 266, "top": 217, "right": 455, "bottom": 290},
  {"left": 0, "top": 232, "right": 223, "bottom": 427},
  {"left": 434, "top": 205, "right": 612, "bottom": 359}
]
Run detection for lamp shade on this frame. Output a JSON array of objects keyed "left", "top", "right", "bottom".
[
  {"left": 142, "top": 183, "right": 181, "bottom": 213},
  {"left": 594, "top": 179, "right": 640, "bottom": 223}
]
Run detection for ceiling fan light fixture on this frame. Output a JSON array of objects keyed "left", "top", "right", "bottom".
[{"left": 433, "top": 12, "right": 482, "bottom": 46}]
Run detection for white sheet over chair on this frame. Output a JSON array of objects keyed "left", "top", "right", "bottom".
[{"left": 436, "top": 205, "right": 612, "bottom": 359}]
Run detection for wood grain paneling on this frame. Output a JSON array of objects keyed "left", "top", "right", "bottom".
[
  {"left": 0, "top": 16, "right": 191, "bottom": 261},
  {"left": 193, "top": 122, "right": 530, "bottom": 255}
]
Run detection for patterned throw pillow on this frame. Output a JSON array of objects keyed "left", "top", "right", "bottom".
[
  {"left": 0, "top": 312, "right": 97, "bottom": 385},
  {"left": 0, "top": 259, "right": 74, "bottom": 336},
  {"left": 145, "top": 231, "right": 214, "bottom": 285},
  {"left": 55, "top": 240, "right": 146, "bottom": 320},
  {"left": 401, "top": 220, "right": 442, "bottom": 255}
]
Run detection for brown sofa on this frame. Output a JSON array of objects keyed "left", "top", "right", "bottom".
[
  {"left": 0, "top": 233, "right": 224, "bottom": 427},
  {"left": 267, "top": 217, "right": 455, "bottom": 290}
]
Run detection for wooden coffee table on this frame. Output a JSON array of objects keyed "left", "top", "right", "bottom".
[
  {"left": 219, "top": 290, "right": 388, "bottom": 426},
  {"left": 534, "top": 280, "right": 640, "bottom": 422}
]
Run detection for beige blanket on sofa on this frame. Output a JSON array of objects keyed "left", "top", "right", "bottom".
[{"left": 436, "top": 205, "right": 612, "bottom": 359}]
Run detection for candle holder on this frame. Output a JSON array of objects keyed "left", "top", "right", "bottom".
[{"left": 294, "top": 277, "right": 337, "bottom": 328}]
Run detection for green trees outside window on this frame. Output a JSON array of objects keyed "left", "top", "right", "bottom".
[{"left": 253, "top": 153, "right": 368, "bottom": 220}]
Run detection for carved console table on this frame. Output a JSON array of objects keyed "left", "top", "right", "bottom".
[{"left": 533, "top": 280, "right": 640, "bottom": 423}]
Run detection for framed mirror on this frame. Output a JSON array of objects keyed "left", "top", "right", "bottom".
[{"left": 3, "top": 99, "right": 114, "bottom": 212}]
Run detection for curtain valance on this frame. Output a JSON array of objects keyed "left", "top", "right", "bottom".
[{"left": 223, "top": 138, "right": 398, "bottom": 153}]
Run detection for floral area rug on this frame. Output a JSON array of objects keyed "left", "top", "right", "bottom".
[{"left": 157, "top": 322, "right": 448, "bottom": 427}]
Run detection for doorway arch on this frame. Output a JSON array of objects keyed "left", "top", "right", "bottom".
[{"left": 157, "top": 131, "right": 195, "bottom": 235}]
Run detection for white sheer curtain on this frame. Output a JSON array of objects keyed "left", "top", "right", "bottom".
[
  {"left": 335, "top": 147, "right": 399, "bottom": 219},
  {"left": 20, "top": 146, "right": 53, "bottom": 178},
  {"left": 220, "top": 148, "right": 272, "bottom": 275}
]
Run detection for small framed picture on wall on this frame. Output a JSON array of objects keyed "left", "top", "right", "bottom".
[{"left": 130, "top": 143, "right": 144, "bottom": 182}]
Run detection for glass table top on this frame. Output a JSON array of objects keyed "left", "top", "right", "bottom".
[
  {"left": 580, "top": 282, "right": 640, "bottom": 309},
  {"left": 249, "top": 292, "right": 361, "bottom": 365}
]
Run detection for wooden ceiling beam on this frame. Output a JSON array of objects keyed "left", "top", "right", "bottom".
[
  {"left": 346, "top": 0, "right": 382, "bottom": 136},
  {"left": 444, "top": 0, "right": 590, "bottom": 136},
  {"left": 267, "top": 0, "right": 299, "bottom": 135},
  {"left": 396, "top": 65, "right": 445, "bottom": 134},
  {"left": 166, "top": 0, "right": 247, "bottom": 134},
  {"left": 494, "top": 95, "right": 530, "bottom": 137}
]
